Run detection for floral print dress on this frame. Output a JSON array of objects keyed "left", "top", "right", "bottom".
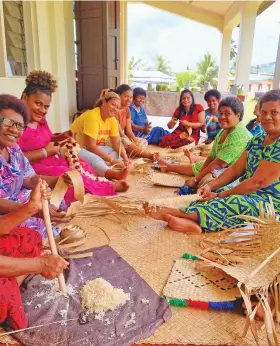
[{"left": 0, "top": 144, "right": 60, "bottom": 239}]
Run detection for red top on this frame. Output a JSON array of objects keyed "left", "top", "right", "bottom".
[{"left": 172, "top": 104, "right": 204, "bottom": 144}]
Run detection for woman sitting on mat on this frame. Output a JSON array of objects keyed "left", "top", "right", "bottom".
[
  {"left": 0, "top": 94, "right": 71, "bottom": 240},
  {"left": 155, "top": 97, "right": 252, "bottom": 188},
  {"left": 71, "top": 92, "right": 130, "bottom": 180},
  {"left": 114, "top": 84, "right": 154, "bottom": 160},
  {"left": 129, "top": 87, "right": 169, "bottom": 144},
  {"left": 246, "top": 102, "right": 265, "bottom": 137},
  {"left": 146, "top": 89, "right": 280, "bottom": 234},
  {"left": 159, "top": 89, "right": 205, "bottom": 148},
  {"left": 0, "top": 179, "right": 68, "bottom": 329},
  {"left": 202, "top": 89, "right": 221, "bottom": 143},
  {"left": 19, "top": 70, "right": 128, "bottom": 193}
]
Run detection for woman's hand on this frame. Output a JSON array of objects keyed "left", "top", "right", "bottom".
[
  {"left": 200, "top": 192, "right": 218, "bottom": 202},
  {"left": 49, "top": 205, "right": 72, "bottom": 223},
  {"left": 180, "top": 120, "right": 191, "bottom": 127},
  {"left": 185, "top": 177, "right": 197, "bottom": 187},
  {"left": 197, "top": 184, "right": 212, "bottom": 199},
  {"left": 145, "top": 122, "right": 152, "bottom": 134},
  {"left": 27, "top": 179, "right": 51, "bottom": 214},
  {"left": 40, "top": 255, "right": 69, "bottom": 279},
  {"left": 62, "top": 130, "right": 75, "bottom": 139},
  {"left": 168, "top": 118, "right": 177, "bottom": 129},
  {"left": 212, "top": 116, "right": 219, "bottom": 123},
  {"left": 44, "top": 142, "right": 60, "bottom": 157}
]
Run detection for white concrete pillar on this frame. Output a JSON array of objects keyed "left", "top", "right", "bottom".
[
  {"left": 120, "top": 0, "right": 128, "bottom": 84},
  {"left": 218, "top": 27, "right": 232, "bottom": 91},
  {"left": 273, "top": 32, "right": 280, "bottom": 90},
  {"left": 235, "top": 2, "right": 259, "bottom": 95}
]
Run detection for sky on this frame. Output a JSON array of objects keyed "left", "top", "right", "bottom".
[{"left": 127, "top": 1, "right": 280, "bottom": 72}]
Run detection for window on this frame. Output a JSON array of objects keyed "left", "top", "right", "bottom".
[
  {"left": 258, "top": 84, "right": 262, "bottom": 91},
  {"left": 3, "top": 1, "right": 27, "bottom": 76},
  {"left": 268, "top": 84, "right": 271, "bottom": 91},
  {"left": 249, "top": 84, "right": 252, "bottom": 92}
]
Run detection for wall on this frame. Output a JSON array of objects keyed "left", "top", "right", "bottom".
[
  {"left": 248, "top": 80, "right": 273, "bottom": 97},
  {"left": 0, "top": 1, "right": 76, "bottom": 132}
]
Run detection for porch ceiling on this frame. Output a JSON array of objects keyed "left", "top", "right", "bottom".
[{"left": 140, "top": 1, "right": 274, "bottom": 31}]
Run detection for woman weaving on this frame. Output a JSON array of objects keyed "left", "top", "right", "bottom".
[
  {"left": 19, "top": 70, "right": 128, "bottom": 195},
  {"left": 146, "top": 90, "right": 280, "bottom": 234}
]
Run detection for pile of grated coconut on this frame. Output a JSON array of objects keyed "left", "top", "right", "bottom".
[{"left": 80, "top": 278, "right": 130, "bottom": 313}]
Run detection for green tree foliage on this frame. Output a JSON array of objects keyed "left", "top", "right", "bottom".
[
  {"left": 176, "top": 71, "right": 197, "bottom": 89},
  {"left": 196, "top": 53, "right": 218, "bottom": 88},
  {"left": 128, "top": 56, "right": 150, "bottom": 71},
  {"left": 154, "top": 55, "right": 172, "bottom": 73}
]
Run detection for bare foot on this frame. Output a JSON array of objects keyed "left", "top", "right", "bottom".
[
  {"left": 113, "top": 180, "right": 130, "bottom": 192},
  {"left": 183, "top": 149, "right": 193, "bottom": 164},
  {"left": 153, "top": 153, "right": 169, "bottom": 173},
  {"left": 143, "top": 202, "right": 166, "bottom": 221},
  {"left": 105, "top": 165, "right": 129, "bottom": 180},
  {"left": 164, "top": 214, "right": 202, "bottom": 233}
]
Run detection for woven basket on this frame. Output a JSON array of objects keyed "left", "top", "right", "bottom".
[{"left": 198, "top": 202, "right": 280, "bottom": 345}]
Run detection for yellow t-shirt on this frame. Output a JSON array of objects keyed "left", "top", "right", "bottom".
[{"left": 70, "top": 107, "right": 119, "bottom": 147}]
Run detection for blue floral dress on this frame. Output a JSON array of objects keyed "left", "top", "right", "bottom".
[
  {"left": 185, "top": 133, "right": 280, "bottom": 231},
  {"left": 0, "top": 145, "right": 60, "bottom": 239}
]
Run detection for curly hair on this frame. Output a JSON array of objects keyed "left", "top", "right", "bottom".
[
  {"left": 0, "top": 94, "right": 28, "bottom": 125},
  {"left": 22, "top": 70, "right": 57, "bottom": 97},
  {"left": 259, "top": 89, "right": 280, "bottom": 108},
  {"left": 178, "top": 89, "right": 195, "bottom": 119},
  {"left": 133, "top": 87, "right": 146, "bottom": 98},
  {"left": 218, "top": 97, "right": 244, "bottom": 121},
  {"left": 204, "top": 89, "right": 221, "bottom": 102}
]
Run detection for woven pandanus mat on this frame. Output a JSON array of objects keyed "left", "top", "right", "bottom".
[
  {"left": 0, "top": 174, "right": 271, "bottom": 346},
  {"left": 163, "top": 259, "right": 240, "bottom": 302}
]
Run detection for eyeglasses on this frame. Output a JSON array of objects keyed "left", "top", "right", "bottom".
[
  {"left": 260, "top": 110, "right": 280, "bottom": 117},
  {"left": 0, "top": 116, "right": 26, "bottom": 132}
]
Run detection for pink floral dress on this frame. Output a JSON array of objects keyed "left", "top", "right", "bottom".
[{"left": 17, "top": 120, "right": 116, "bottom": 201}]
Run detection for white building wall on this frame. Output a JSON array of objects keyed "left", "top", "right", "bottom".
[{"left": 0, "top": 1, "right": 76, "bottom": 132}]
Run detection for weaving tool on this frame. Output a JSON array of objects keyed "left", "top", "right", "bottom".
[{"left": 41, "top": 180, "right": 67, "bottom": 294}]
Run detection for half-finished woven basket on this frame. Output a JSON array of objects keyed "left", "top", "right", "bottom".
[{"left": 198, "top": 201, "right": 280, "bottom": 346}]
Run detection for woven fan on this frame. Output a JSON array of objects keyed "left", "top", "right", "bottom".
[
  {"left": 163, "top": 259, "right": 241, "bottom": 303},
  {"left": 198, "top": 200, "right": 280, "bottom": 346},
  {"left": 149, "top": 171, "right": 188, "bottom": 187}
]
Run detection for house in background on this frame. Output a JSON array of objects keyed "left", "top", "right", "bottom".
[
  {"left": 129, "top": 70, "right": 176, "bottom": 90},
  {"left": 229, "top": 74, "right": 274, "bottom": 98}
]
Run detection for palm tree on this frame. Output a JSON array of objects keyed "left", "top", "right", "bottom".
[
  {"left": 128, "top": 57, "right": 149, "bottom": 71},
  {"left": 154, "top": 55, "right": 172, "bottom": 73},
  {"left": 230, "top": 39, "right": 237, "bottom": 61},
  {"left": 196, "top": 53, "right": 218, "bottom": 88}
]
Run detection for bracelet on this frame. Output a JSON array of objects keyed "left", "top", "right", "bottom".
[{"left": 42, "top": 148, "right": 48, "bottom": 158}]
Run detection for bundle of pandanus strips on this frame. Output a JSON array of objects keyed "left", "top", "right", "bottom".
[
  {"left": 198, "top": 199, "right": 280, "bottom": 346},
  {"left": 71, "top": 193, "right": 200, "bottom": 218}
]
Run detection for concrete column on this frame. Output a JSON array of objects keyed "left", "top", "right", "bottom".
[
  {"left": 235, "top": 2, "right": 259, "bottom": 95},
  {"left": 218, "top": 27, "right": 232, "bottom": 91},
  {"left": 120, "top": 0, "right": 128, "bottom": 84},
  {"left": 35, "top": 1, "right": 76, "bottom": 132},
  {"left": 273, "top": 32, "right": 280, "bottom": 89}
]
